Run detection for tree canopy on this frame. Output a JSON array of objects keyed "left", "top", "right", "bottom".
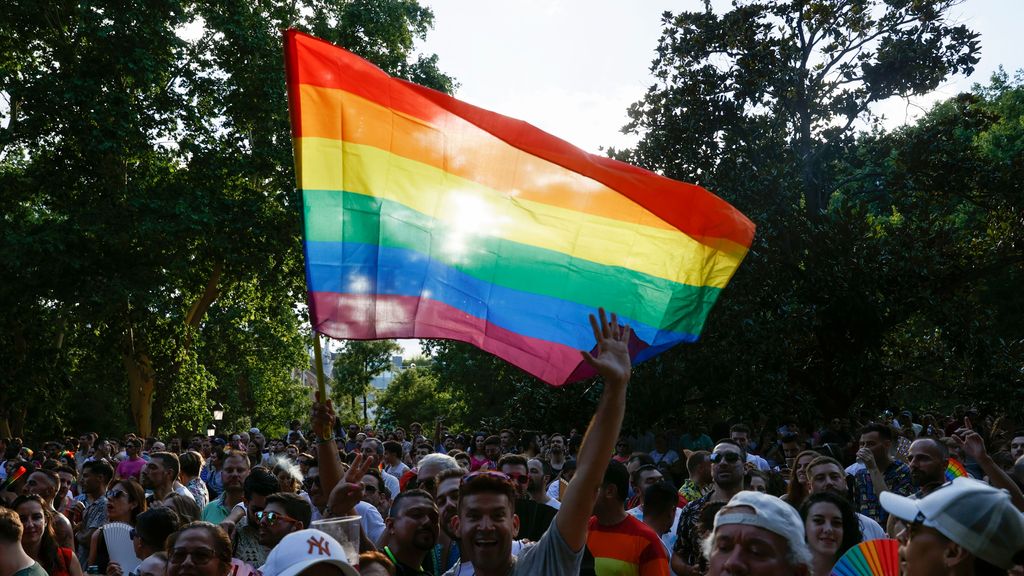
[{"left": 0, "top": 0, "right": 454, "bottom": 439}]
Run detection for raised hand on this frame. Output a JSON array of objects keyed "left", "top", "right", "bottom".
[
  {"left": 311, "top": 391, "right": 336, "bottom": 441},
  {"left": 580, "top": 308, "right": 632, "bottom": 386},
  {"left": 953, "top": 417, "right": 987, "bottom": 461}
]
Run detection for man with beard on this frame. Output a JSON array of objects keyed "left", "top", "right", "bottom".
[
  {"left": 382, "top": 489, "right": 439, "bottom": 576},
  {"left": 201, "top": 451, "right": 250, "bottom": 523},
  {"left": 883, "top": 438, "right": 950, "bottom": 539},
  {"left": 527, "top": 458, "right": 560, "bottom": 509},
  {"left": 672, "top": 440, "right": 746, "bottom": 576},
  {"left": 545, "top": 434, "right": 574, "bottom": 502},
  {"left": 257, "top": 492, "right": 311, "bottom": 552},
  {"left": 907, "top": 438, "right": 949, "bottom": 497},
  {"left": 142, "top": 452, "right": 195, "bottom": 506},
  {"left": 804, "top": 456, "right": 886, "bottom": 540},
  {"left": 851, "top": 423, "right": 913, "bottom": 524},
  {"left": 231, "top": 467, "right": 281, "bottom": 566}
]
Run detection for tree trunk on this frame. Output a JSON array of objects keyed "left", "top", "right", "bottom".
[
  {"left": 0, "top": 418, "right": 11, "bottom": 439},
  {"left": 362, "top": 392, "right": 368, "bottom": 423},
  {"left": 122, "top": 327, "right": 157, "bottom": 437}
]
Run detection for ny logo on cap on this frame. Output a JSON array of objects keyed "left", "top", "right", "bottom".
[{"left": 307, "top": 536, "right": 332, "bottom": 556}]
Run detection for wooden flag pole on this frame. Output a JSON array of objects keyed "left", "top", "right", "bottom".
[{"left": 312, "top": 331, "right": 327, "bottom": 401}]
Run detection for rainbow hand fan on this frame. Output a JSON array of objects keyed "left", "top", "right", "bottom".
[
  {"left": 830, "top": 539, "right": 899, "bottom": 576},
  {"left": 945, "top": 458, "right": 969, "bottom": 481}
]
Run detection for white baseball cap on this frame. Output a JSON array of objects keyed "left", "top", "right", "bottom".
[
  {"left": 714, "top": 490, "right": 806, "bottom": 548},
  {"left": 259, "top": 529, "right": 358, "bottom": 576},
  {"left": 249, "top": 427, "right": 261, "bottom": 435},
  {"left": 881, "top": 477, "right": 1024, "bottom": 569}
]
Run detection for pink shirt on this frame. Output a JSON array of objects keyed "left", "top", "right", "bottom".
[{"left": 116, "top": 456, "right": 146, "bottom": 480}]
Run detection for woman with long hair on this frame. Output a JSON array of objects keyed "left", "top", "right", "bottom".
[
  {"left": 87, "top": 478, "right": 147, "bottom": 572},
  {"left": 781, "top": 449, "right": 819, "bottom": 508},
  {"left": 469, "top": 433, "right": 489, "bottom": 471},
  {"left": 800, "top": 491, "right": 861, "bottom": 576},
  {"left": 13, "top": 494, "right": 83, "bottom": 576}
]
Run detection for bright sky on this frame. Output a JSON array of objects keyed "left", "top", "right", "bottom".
[
  {"left": 417, "top": 0, "right": 1021, "bottom": 154},
  {"left": 392, "top": 0, "right": 1020, "bottom": 359}
]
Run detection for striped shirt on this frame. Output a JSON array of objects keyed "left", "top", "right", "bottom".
[{"left": 587, "top": 515, "right": 669, "bottom": 576}]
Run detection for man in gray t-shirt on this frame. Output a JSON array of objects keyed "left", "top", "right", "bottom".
[{"left": 444, "top": 309, "right": 633, "bottom": 576}]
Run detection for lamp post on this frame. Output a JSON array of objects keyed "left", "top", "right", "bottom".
[
  {"left": 207, "top": 422, "right": 217, "bottom": 438},
  {"left": 212, "top": 402, "right": 224, "bottom": 423}
]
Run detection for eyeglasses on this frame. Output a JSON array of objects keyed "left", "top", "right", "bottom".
[
  {"left": 106, "top": 489, "right": 128, "bottom": 500},
  {"left": 710, "top": 452, "right": 742, "bottom": 464},
  {"left": 256, "top": 510, "right": 299, "bottom": 526},
  {"left": 363, "top": 484, "right": 378, "bottom": 494},
  {"left": 169, "top": 547, "right": 216, "bottom": 565}
]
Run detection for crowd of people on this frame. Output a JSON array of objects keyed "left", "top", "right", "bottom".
[{"left": 1, "top": 312, "right": 1024, "bottom": 576}]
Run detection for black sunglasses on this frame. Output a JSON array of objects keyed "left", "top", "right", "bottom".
[{"left": 710, "top": 452, "right": 742, "bottom": 464}]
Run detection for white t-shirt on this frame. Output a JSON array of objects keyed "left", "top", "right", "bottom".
[
  {"left": 746, "top": 453, "right": 770, "bottom": 471},
  {"left": 858, "top": 513, "right": 886, "bottom": 540},
  {"left": 650, "top": 449, "right": 680, "bottom": 467}
]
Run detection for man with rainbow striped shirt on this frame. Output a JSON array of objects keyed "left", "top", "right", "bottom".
[{"left": 587, "top": 460, "right": 670, "bottom": 576}]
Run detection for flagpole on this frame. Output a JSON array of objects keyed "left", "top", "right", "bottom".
[{"left": 312, "top": 331, "right": 327, "bottom": 402}]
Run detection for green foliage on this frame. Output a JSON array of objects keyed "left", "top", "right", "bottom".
[
  {"left": 330, "top": 340, "right": 401, "bottom": 422},
  {"left": 0, "top": 0, "right": 453, "bottom": 440},
  {"left": 374, "top": 364, "right": 462, "bottom": 428}
]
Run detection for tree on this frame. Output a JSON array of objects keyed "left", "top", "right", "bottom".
[
  {"left": 374, "top": 362, "right": 464, "bottom": 429},
  {"left": 331, "top": 340, "right": 401, "bottom": 423},
  {"left": 0, "top": 0, "right": 454, "bottom": 438},
  {"left": 619, "top": 0, "right": 979, "bottom": 219}
]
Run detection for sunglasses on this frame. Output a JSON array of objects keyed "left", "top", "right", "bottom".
[
  {"left": 130, "top": 528, "right": 139, "bottom": 540},
  {"left": 256, "top": 510, "right": 299, "bottom": 526},
  {"left": 169, "top": 547, "right": 216, "bottom": 566},
  {"left": 505, "top": 472, "right": 529, "bottom": 485},
  {"left": 106, "top": 489, "right": 129, "bottom": 500},
  {"left": 363, "top": 484, "right": 378, "bottom": 494},
  {"left": 461, "top": 470, "right": 515, "bottom": 487},
  {"left": 710, "top": 452, "right": 742, "bottom": 464}
]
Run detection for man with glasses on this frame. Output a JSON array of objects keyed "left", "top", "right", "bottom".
[
  {"left": 501, "top": 453, "right": 557, "bottom": 542},
  {"left": 257, "top": 492, "right": 311, "bottom": 551},
  {"left": 497, "top": 455, "right": 531, "bottom": 500},
  {"left": 360, "top": 468, "right": 390, "bottom": 517},
  {"left": 672, "top": 440, "right": 746, "bottom": 576},
  {"left": 231, "top": 466, "right": 280, "bottom": 566},
  {"left": 116, "top": 439, "right": 146, "bottom": 481},
  {"left": 443, "top": 309, "right": 633, "bottom": 576}
]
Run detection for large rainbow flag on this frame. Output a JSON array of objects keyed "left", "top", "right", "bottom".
[{"left": 284, "top": 30, "right": 755, "bottom": 386}]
